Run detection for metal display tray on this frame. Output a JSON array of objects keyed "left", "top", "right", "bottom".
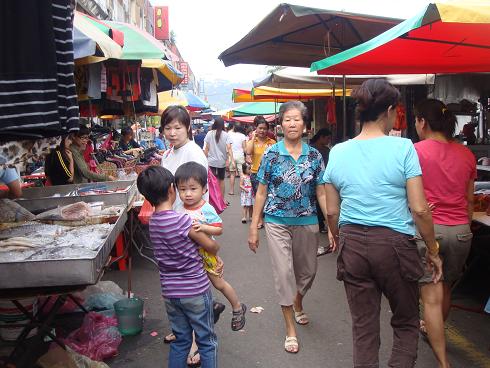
[
  {"left": 15, "top": 180, "right": 137, "bottom": 213},
  {"left": 0, "top": 210, "right": 127, "bottom": 290}
]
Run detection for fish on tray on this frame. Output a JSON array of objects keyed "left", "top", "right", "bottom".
[{"left": 0, "top": 237, "right": 41, "bottom": 252}]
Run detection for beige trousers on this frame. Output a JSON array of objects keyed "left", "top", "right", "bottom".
[{"left": 264, "top": 223, "right": 319, "bottom": 306}]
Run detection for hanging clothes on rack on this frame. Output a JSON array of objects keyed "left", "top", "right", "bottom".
[
  {"left": 394, "top": 104, "right": 407, "bottom": 131},
  {"left": 326, "top": 96, "right": 337, "bottom": 125},
  {"left": 0, "top": 0, "right": 79, "bottom": 140}
]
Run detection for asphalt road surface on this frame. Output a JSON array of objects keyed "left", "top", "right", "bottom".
[{"left": 106, "top": 186, "right": 490, "bottom": 368}]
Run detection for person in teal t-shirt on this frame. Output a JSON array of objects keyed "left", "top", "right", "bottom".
[{"left": 324, "top": 79, "right": 442, "bottom": 368}]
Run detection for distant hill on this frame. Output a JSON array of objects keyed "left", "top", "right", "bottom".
[{"left": 202, "top": 79, "right": 252, "bottom": 111}]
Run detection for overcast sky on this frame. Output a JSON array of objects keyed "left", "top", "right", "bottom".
[{"left": 150, "top": 0, "right": 432, "bottom": 83}]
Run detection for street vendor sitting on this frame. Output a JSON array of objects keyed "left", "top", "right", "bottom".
[
  {"left": 119, "top": 127, "right": 143, "bottom": 156},
  {"left": 70, "top": 125, "right": 115, "bottom": 184}
]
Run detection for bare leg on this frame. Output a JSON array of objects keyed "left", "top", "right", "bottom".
[
  {"left": 293, "top": 292, "right": 305, "bottom": 313},
  {"left": 421, "top": 282, "right": 449, "bottom": 368},
  {"left": 219, "top": 179, "right": 225, "bottom": 198},
  {"left": 442, "top": 282, "right": 452, "bottom": 321},
  {"left": 281, "top": 305, "right": 298, "bottom": 352},
  {"left": 248, "top": 206, "right": 253, "bottom": 221},
  {"left": 187, "top": 332, "right": 200, "bottom": 365},
  {"left": 241, "top": 206, "right": 247, "bottom": 221},
  {"left": 209, "top": 273, "right": 241, "bottom": 311},
  {"left": 229, "top": 170, "right": 235, "bottom": 194}
]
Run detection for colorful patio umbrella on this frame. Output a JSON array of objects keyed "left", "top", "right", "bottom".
[
  {"left": 73, "top": 12, "right": 123, "bottom": 60},
  {"left": 252, "top": 86, "right": 352, "bottom": 99},
  {"left": 158, "top": 90, "right": 210, "bottom": 113},
  {"left": 106, "top": 20, "right": 169, "bottom": 60},
  {"left": 311, "top": 1, "right": 490, "bottom": 75},
  {"left": 232, "top": 102, "right": 282, "bottom": 117},
  {"left": 233, "top": 89, "right": 291, "bottom": 103},
  {"left": 141, "top": 59, "right": 184, "bottom": 87},
  {"left": 231, "top": 114, "right": 277, "bottom": 124},
  {"left": 77, "top": 12, "right": 124, "bottom": 46}
]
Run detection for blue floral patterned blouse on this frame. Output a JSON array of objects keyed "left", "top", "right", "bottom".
[{"left": 257, "top": 140, "right": 326, "bottom": 225}]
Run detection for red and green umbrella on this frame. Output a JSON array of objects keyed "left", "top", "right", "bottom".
[
  {"left": 311, "top": 1, "right": 490, "bottom": 75},
  {"left": 73, "top": 12, "right": 123, "bottom": 59}
]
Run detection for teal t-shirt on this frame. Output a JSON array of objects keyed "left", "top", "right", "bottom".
[{"left": 323, "top": 136, "right": 422, "bottom": 235}]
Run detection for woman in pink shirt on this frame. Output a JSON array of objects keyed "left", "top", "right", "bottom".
[{"left": 414, "top": 99, "right": 476, "bottom": 368}]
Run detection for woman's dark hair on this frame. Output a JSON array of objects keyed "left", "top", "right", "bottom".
[
  {"left": 415, "top": 99, "right": 457, "bottom": 139},
  {"left": 175, "top": 161, "right": 207, "bottom": 188},
  {"left": 161, "top": 105, "right": 192, "bottom": 139},
  {"left": 278, "top": 101, "right": 308, "bottom": 123},
  {"left": 121, "top": 126, "right": 133, "bottom": 137},
  {"left": 310, "top": 128, "right": 332, "bottom": 144},
  {"left": 253, "top": 115, "right": 269, "bottom": 130},
  {"left": 137, "top": 166, "right": 174, "bottom": 206},
  {"left": 74, "top": 125, "right": 90, "bottom": 137},
  {"left": 352, "top": 79, "right": 400, "bottom": 123},
  {"left": 212, "top": 117, "right": 225, "bottom": 143}
]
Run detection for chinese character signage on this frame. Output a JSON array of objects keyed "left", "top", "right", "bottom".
[
  {"left": 179, "top": 62, "right": 189, "bottom": 85},
  {"left": 154, "top": 6, "right": 169, "bottom": 40}
]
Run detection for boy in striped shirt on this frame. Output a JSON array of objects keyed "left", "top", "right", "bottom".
[{"left": 137, "top": 166, "right": 220, "bottom": 368}]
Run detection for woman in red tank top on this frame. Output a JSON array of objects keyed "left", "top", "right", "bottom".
[{"left": 414, "top": 99, "right": 476, "bottom": 368}]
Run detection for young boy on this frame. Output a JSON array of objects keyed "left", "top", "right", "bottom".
[
  {"left": 175, "top": 162, "right": 247, "bottom": 331},
  {"left": 137, "top": 166, "right": 219, "bottom": 368}
]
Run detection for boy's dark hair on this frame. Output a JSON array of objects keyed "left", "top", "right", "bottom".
[
  {"left": 137, "top": 166, "right": 174, "bottom": 206},
  {"left": 174, "top": 162, "right": 207, "bottom": 188}
]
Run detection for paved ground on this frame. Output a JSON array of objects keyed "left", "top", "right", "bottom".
[{"left": 105, "top": 185, "right": 490, "bottom": 368}]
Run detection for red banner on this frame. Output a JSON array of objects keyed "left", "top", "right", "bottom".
[
  {"left": 178, "top": 62, "right": 189, "bottom": 85},
  {"left": 154, "top": 6, "right": 169, "bottom": 40}
]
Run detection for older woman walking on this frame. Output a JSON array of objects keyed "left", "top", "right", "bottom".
[
  {"left": 248, "top": 101, "right": 330, "bottom": 354},
  {"left": 324, "top": 79, "right": 443, "bottom": 368}
]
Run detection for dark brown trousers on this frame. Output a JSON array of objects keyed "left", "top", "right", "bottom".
[{"left": 338, "top": 225, "right": 424, "bottom": 368}]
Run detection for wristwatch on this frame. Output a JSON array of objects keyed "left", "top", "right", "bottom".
[{"left": 428, "top": 240, "right": 440, "bottom": 256}]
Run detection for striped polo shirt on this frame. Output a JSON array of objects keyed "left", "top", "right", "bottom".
[{"left": 149, "top": 210, "right": 209, "bottom": 298}]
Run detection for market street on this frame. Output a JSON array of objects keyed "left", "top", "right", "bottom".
[{"left": 105, "top": 190, "right": 490, "bottom": 368}]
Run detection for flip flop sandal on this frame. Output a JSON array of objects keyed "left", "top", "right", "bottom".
[
  {"left": 163, "top": 333, "right": 176, "bottom": 344},
  {"left": 187, "top": 350, "right": 201, "bottom": 367},
  {"left": 294, "top": 311, "right": 309, "bottom": 325},
  {"left": 241, "top": 218, "right": 247, "bottom": 224},
  {"left": 284, "top": 336, "right": 299, "bottom": 354},
  {"left": 257, "top": 223, "right": 264, "bottom": 229},
  {"left": 231, "top": 303, "right": 247, "bottom": 331},
  {"left": 213, "top": 302, "right": 226, "bottom": 324}
]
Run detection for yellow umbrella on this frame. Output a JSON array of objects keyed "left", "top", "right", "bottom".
[
  {"left": 141, "top": 59, "right": 184, "bottom": 86},
  {"left": 253, "top": 86, "right": 352, "bottom": 98},
  {"left": 158, "top": 90, "right": 188, "bottom": 113}
]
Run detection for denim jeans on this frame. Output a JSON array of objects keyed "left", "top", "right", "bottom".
[{"left": 164, "top": 289, "right": 218, "bottom": 368}]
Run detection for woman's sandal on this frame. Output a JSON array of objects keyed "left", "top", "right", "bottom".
[
  {"left": 294, "top": 310, "right": 309, "bottom": 325},
  {"left": 257, "top": 223, "right": 264, "bottom": 229},
  {"left": 284, "top": 336, "right": 299, "bottom": 354},
  {"left": 163, "top": 333, "right": 176, "bottom": 344},
  {"left": 241, "top": 218, "right": 247, "bottom": 224},
  {"left": 231, "top": 303, "right": 247, "bottom": 331},
  {"left": 187, "top": 350, "right": 201, "bottom": 367}
]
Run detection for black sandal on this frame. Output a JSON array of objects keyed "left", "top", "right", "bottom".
[
  {"left": 213, "top": 302, "right": 226, "bottom": 324},
  {"left": 231, "top": 303, "right": 247, "bottom": 331}
]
